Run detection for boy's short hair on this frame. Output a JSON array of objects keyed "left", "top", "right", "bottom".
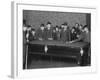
[
  {"left": 80, "top": 24, "right": 83, "bottom": 26},
  {"left": 47, "top": 21, "right": 51, "bottom": 25},
  {"left": 61, "top": 23, "right": 65, "bottom": 26},
  {"left": 56, "top": 25, "right": 59, "bottom": 28},
  {"left": 40, "top": 24, "right": 44, "bottom": 27},
  {"left": 27, "top": 25, "right": 32, "bottom": 28},
  {"left": 31, "top": 28, "right": 35, "bottom": 31},
  {"left": 64, "top": 22, "right": 68, "bottom": 25},
  {"left": 83, "top": 25, "right": 88, "bottom": 29},
  {"left": 72, "top": 27, "right": 76, "bottom": 30},
  {"left": 75, "top": 23, "right": 79, "bottom": 26},
  {"left": 59, "top": 26, "right": 62, "bottom": 29}
]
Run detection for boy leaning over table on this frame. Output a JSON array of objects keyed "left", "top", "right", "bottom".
[{"left": 68, "top": 25, "right": 91, "bottom": 65}]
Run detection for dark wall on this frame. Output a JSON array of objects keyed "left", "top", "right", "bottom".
[
  {"left": 86, "top": 13, "right": 91, "bottom": 31},
  {"left": 23, "top": 10, "right": 88, "bottom": 30}
]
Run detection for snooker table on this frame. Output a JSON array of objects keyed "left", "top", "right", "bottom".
[{"left": 25, "top": 40, "right": 90, "bottom": 69}]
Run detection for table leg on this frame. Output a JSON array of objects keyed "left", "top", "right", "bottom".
[
  {"left": 77, "top": 55, "right": 81, "bottom": 66},
  {"left": 25, "top": 45, "right": 28, "bottom": 69}
]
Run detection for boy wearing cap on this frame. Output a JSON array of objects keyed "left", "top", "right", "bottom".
[
  {"left": 70, "top": 25, "right": 90, "bottom": 43},
  {"left": 60, "top": 23, "right": 71, "bottom": 42},
  {"left": 74, "top": 23, "right": 80, "bottom": 35},
  {"left": 28, "top": 28, "right": 36, "bottom": 41},
  {"left": 55, "top": 25, "right": 61, "bottom": 40},
  {"left": 45, "top": 22, "right": 53, "bottom": 40},
  {"left": 70, "top": 27, "right": 78, "bottom": 41},
  {"left": 36, "top": 24, "right": 46, "bottom": 40}
]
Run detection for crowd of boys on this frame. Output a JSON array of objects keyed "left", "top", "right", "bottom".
[
  {"left": 23, "top": 21, "right": 90, "bottom": 43},
  {"left": 23, "top": 21, "right": 91, "bottom": 68}
]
